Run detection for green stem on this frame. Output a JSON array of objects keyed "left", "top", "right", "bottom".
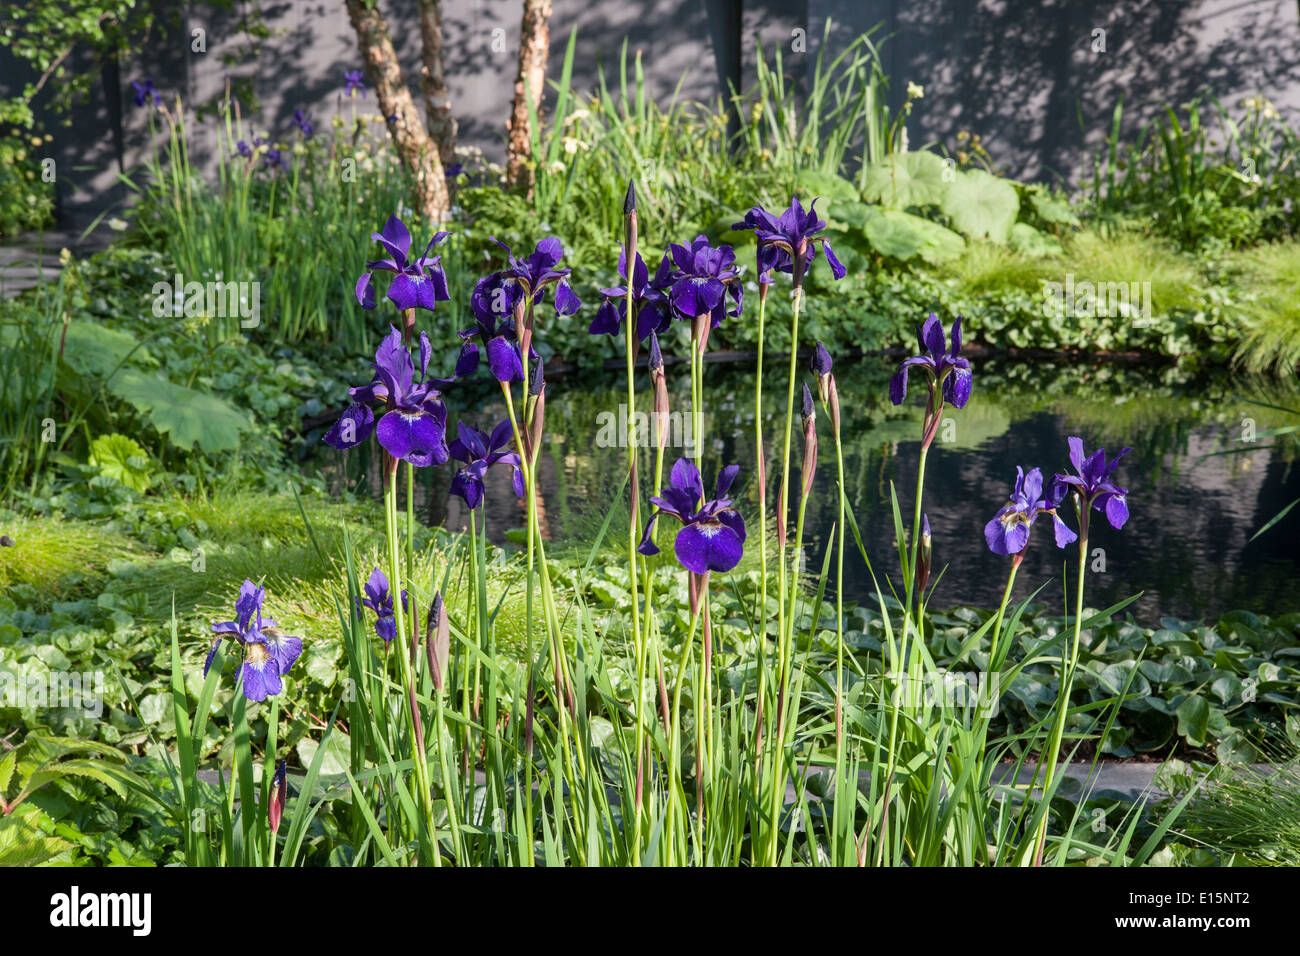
[
  {"left": 769, "top": 286, "right": 803, "bottom": 865},
  {"left": 665, "top": 603, "right": 703, "bottom": 865},
  {"left": 830, "top": 420, "right": 848, "bottom": 865},
  {"left": 385, "top": 465, "right": 440, "bottom": 864},
  {"left": 1033, "top": 513, "right": 1089, "bottom": 866},
  {"left": 625, "top": 286, "right": 644, "bottom": 858}
]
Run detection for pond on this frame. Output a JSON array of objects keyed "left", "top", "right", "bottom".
[{"left": 310, "top": 355, "right": 1300, "bottom": 623}]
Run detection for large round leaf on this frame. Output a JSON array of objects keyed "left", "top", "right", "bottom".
[
  {"left": 89, "top": 433, "right": 154, "bottom": 492},
  {"left": 861, "top": 151, "right": 950, "bottom": 209},
  {"left": 862, "top": 208, "right": 964, "bottom": 264},
  {"left": 107, "top": 368, "right": 249, "bottom": 453},
  {"left": 1009, "top": 222, "right": 1062, "bottom": 257},
  {"left": 941, "top": 169, "right": 1020, "bottom": 243},
  {"left": 798, "top": 170, "right": 859, "bottom": 206}
]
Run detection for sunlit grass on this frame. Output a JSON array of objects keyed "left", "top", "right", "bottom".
[
  {"left": 0, "top": 514, "right": 136, "bottom": 603},
  {"left": 1232, "top": 240, "right": 1300, "bottom": 374}
]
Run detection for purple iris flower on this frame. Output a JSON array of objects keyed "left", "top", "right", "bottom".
[
  {"left": 293, "top": 108, "right": 314, "bottom": 138},
  {"left": 131, "top": 78, "right": 160, "bottom": 108},
  {"left": 344, "top": 70, "right": 367, "bottom": 96},
  {"left": 588, "top": 247, "right": 673, "bottom": 342},
  {"left": 322, "top": 325, "right": 450, "bottom": 467},
  {"left": 262, "top": 146, "right": 285, "bottom": 171},
  {"left": 889, "top": 313, "right": 973, "bottom": 410},
  {"left": 358, "top": 568, "right": 408, "bottom": 644},
  {"left": 731, "top": 197, "right": 846, "bottom": 286},
  {"left": 476, "top": 237, "right": 579, "bottom": 370},
  {"left": 458, "top": 274, "right": 530, "bottom": 383},
  {"left": 235, "top": 139, "right": 253, "bottom": 158},
  {"left": 355, "top": 215, "right": 451, "bottom": 313},
  {"left": 449, "top": 420, "right": 525, "bottom": 509},
  {"left": 488, "top": 236, "right": 582, "bottom": 316},
  {"left": 445, "top": 163, "right": 464, "bottom": 178},
  {"left": 638, "top": 458, "right": 747, "bottom": 574},
  {"left": 1049, "top": 437, "right": 1131, "bottom": 531},
  {"left": 663, "top": 235, "right": 743, "bottom": 329},
  {"left": 984, "top": 466, "right": 1078, "bottom": 557},
  {"left": 208, "top": 580, "right": 301, "bottom": 702}
]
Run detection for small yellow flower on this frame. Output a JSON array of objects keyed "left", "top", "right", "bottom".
[{"left": 907, "top": 82, "right": 924, "bottom": 100}]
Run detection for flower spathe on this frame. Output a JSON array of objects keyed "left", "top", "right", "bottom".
[
  {"left": 890, "top": 313, "right": 973, "bottom": 410},
  {"left": 355, "top": 216, "right": 451, "bottom": 313},
  {"left": 322, "top": 325, "right": 450, "bottom": 467},
  {"left": 638, "top": 458, "right": 747, "bottom": 574},
  {"left": 1049, "top": 437, "right": 1132, "bottom": 531},
  {"left": 208, "top": 580, "right": 302, "bottom": 702},
  {"left": 984, "top": 466, "right": 1078, "bottom": 557}
]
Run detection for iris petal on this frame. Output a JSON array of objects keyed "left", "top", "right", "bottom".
[
  {"left": 674, "top": 521, "right": 743, "bottom": 574},
  {"left": 355, "top": 272, "right": 376, "bottom": 310},
  {"left": 323, "top": 405, "right": 375, "bottom": 450},
  {"left": 1104, "top": 493, "right": 1129, "bottom": 529}
]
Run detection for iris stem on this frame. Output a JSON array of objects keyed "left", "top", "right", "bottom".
[
  {"left": 752, "top": 290, "right": 769, "bottom": 861},
  {"left": 829, "top": 417, "right": 848, "bottom": 866},
  {"left": 665, "top": 600, "right": 703, "bottom": 865},
  {"left": 385, "top": 465, "right": 441, "bottom": 864},
  {"left": 625, "top": 282, "right": 644, "bottom": 859},
  {"left": 1033, "top": 508, "right": 1090, "bottom": 866},
  {"left": 770, "top": 285, "right": 803, "bottom": 866}
]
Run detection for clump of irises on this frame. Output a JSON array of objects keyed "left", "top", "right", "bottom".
[{"left": 189, "top": 176, "right": 1144, "bottom": 868}]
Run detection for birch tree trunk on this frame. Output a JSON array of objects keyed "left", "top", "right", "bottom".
[
  {"left": 345, "top": 0, "right": 450, "bottom": 223},
  {"left": 417, "top": 0, "right": 457, "bottom": 170},
  {"left": 505, "top": 0, "right": 552, "bottom": 196}
]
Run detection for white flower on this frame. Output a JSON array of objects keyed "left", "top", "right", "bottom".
[{"left": 108, "top": 217, "right": 129, "bottom": 231}]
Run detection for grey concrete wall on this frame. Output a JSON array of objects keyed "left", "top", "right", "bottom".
[{"left": 6, "top": 0, "right": 1299, "bottom": 226}]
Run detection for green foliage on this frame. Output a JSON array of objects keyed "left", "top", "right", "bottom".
[
  {"left": 940, "top": 168, "right": 1020, "bottom": 243},
  {"left": 1086, "top": 94, "right": 1300, "bottom": 252},
  {"left": 0, "top": 733, "right": 147, "bottom": 865},
  {"left": 89, "top": 433, "right": 154, "bottom": 492},
  {"left": 1232, "top": 241, "right": 1300, "bottom": 374},
  {"left": 107, "top": 369, "right": 250, "bottom": 453},
  {"left": 0, "top": 100, "right": 53, "bottom": 235},
  {"left": 129, "top": 98, "right": 420, "bottom": 351},
  {"left": 861, "top": 150, "right": 950, "bottom": 208},
  {"left": 1177, "top": 757, "right": 1300, "bottom": 865}
]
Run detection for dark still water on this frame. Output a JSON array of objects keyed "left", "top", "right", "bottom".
[{"left": 313, "top": 356, "right": 1300, "bottom": 624}]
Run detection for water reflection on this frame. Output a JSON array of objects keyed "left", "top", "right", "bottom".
[{"left": 313, "top": 356, "right": 1300, "bottom": 622}]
